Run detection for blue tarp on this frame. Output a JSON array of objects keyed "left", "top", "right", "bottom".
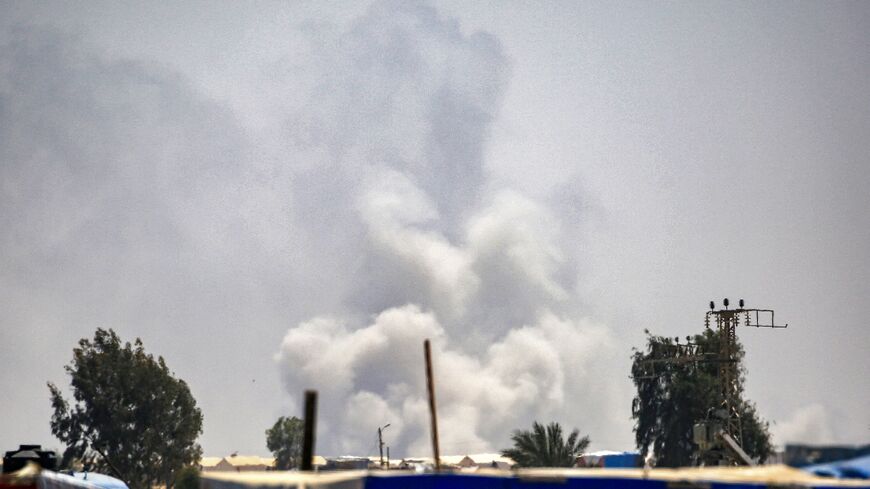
[
  {"left": 601, "top": 453, "right": 640, "bottom": 468},
  {"left": 577, "top": 451, "right": 641, "bottom": 468},
  {"left": 365, "top": 474, "right": 666, "bottom": 489},
  {"left": 804, "top": 454, "right": 870, "bottom": 480}
]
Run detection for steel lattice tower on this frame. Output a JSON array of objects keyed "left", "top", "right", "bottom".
[{"left": 638, "top": 299, "right": 787, "bottom": 466}]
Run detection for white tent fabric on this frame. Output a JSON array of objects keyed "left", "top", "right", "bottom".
[{"left": 37, "top": 471, "right": 99, "bottom": 489}]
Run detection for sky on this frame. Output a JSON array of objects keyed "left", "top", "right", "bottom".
[{"left": 1, "top": 0, "right": 868, "bottom": 458}]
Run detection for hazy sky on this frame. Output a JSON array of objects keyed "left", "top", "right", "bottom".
[{"left": 1, "top": 1, "right": 868, "bottom": 458}]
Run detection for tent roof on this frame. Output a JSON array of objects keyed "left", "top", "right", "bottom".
[
  {"left": 804, "top": 454, "right": 870, "bottom": 479},
  {"left": 72, "top": 472, "right": 129, "bottom": 489},
  {"left": 201, "top": 457, "right": 223, "bottom": 468},
  {"left": 580, "top": 450, "right": 638, "bottom": 457},
  {"left": 201, "top": 464, "right": 870, "bottom": 488},
  {"left": 223, "top": 456, "right": 275, "bottom": 467}
]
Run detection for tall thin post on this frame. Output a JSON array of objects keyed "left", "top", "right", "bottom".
[
  {"left": 424, "top": 339, "right": 441, "bottom": 470},
  {"left": 386, "top": 447, "right": 390, "bottom": 470},
  {"left": 378, "top": 426, "right": 384, "bottom": 468},
  {"left": 301, "top": 390, "right": 317, "bottom": 471}
]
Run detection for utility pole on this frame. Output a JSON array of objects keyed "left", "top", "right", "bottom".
[
  {"left": 378, "top": 423, "right": 391, "bottom": 469},
  {"left": 301, "top": 390, "right": 318, "bottom": 471},
  {"left": 424, "top": 339, "right": 441, "bottom": 471},
  {"left": 698, "top": 299, "right": 786, "bottom": 465},
  {"left": 637, "top": 299, "right": 787, "bottom": 466}
]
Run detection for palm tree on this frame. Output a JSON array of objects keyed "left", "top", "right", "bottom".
[{"left": 501, "top": 421, "right": 590, "bottom": 467}]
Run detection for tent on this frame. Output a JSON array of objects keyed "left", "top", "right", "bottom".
[
  {"left": 201, "top": 464, "right": 870, "bottom": 489},
  {"left": 804, "top": 454, "right": 870, "bottom": 480},
  {"left": 576, "top": 451, "right": 641, "bottom": 468},
  {"left": 70, "top": 473, "right": 128, "bottom": 489}
]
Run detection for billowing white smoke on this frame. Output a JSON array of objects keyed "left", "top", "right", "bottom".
[
  {"left": 277, "top": 306, "right": 614, "bottom": 456},
  {"left": 772, "top": 404, "right": 835, "bottom": 446},
  {"left": 275, "top": 1, "right": 625, "bottom": 456}
]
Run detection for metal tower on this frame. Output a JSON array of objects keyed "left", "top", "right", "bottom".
[{"left": 638, "top": 299, "right": 787, "bottom": 466}]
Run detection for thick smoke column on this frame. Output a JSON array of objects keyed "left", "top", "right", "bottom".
[{"left": 275, "top": 1, "right": 625, "bottom": 456}]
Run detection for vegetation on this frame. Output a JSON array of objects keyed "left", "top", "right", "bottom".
[
  {"left": 48, "top": 328, "right": 203, "bottom": 489},
  {"left": 266, "top": 416, "right": 305, "bottom": 469},
  {"left": 174, "top": 466, "right": 200, "bottom": 489},
  {"left": 501, "top": 421, "right": 590, "bottom": 467},
  {"left": 630, "top": 328, "right": 772, "bottom": 467}
]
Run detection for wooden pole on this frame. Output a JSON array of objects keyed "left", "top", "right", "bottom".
[
  {"left": 301, "top": 390, "right": 317, "bottom": 471},
  {"left": 424, "top": 339, "right": 441, "bottom": 471}
]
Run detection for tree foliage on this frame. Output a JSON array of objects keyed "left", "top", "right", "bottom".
[
  {"left": 630, "top": 328, "right": 772, "bottom": 467},
  {"left": 48, "top": 328, "right": 203, "bottom": 489},
  {"left": 266, "top": 416, "right": 304, "bottom": 470},
  {"left": 174, "top": 466, "right": 200, "bottom": 489},
  {"left": 501, "top": 421, "right": 590, "bottom": 467}
]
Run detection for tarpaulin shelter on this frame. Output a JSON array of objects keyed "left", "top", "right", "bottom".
[
  {"left": 69, "top": 473, "right": 128, "bottom": 489},
  {"left": 0, "top": 462, "right": 39, "bottom": 489},
  {"left": 576, "top": 451, "right": 641, "bottom": 468},
  {"left": 201, "top": 464, "right": 870, "bottom": 489},
  {"left": 38, "top": 471, "right": 101, "bottom": 489},
  {"left": 0, "top": 464, "right": 127, "bottom": 489},
  {"left": 804, "top": 454, "right": 870, "bottom": 480}
]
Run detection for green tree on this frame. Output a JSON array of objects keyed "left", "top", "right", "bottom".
[
  {"left": 266, "top": 416, "right": 304, "bottom": 470},
  {"left": 501, "top": 421, "right": 590, "bottom": 467},
  {"left": 174, "top": 466, "right": 200, "bottom": 489},
  {"left": 630, "top": 329, "right": 772, "bottom": 467},
  {"left": 48, "top": 328, "right": 203, "bottom": 489}
]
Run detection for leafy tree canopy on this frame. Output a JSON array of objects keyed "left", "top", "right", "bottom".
[
  {"left": 48, "top": 328, "right": 203, "bottom": 489},
  {"left": 266, "top": 416, "right": 304, "bottom": 470},
  {"left": 174, "top": 466, "right": 200, "bottom": 489},
  {"left": 501, "top": 421, "right": 590, "bottom": 467},
  {"left": 630, "top": 328, "right": 772, "bottom": 467}
]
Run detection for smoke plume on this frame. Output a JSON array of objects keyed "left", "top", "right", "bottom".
[{"left": 275, "top": 1, "right": 624, "bottom": 456}]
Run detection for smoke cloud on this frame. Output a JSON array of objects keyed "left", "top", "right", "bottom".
[
  {"left": 3, "top": 0, "right": 868, "bottom": 457},
  {"left": 772, "top": 404, "right": 835, "bottom": 446},
  {"left": 277, "top": 306, "right": 618, "bottom": 456},
  {"left": 0, "top": 0, "right": 628, "bottom": 456},
  {"left": 0, "top": 23, "right": 302, "bottom": 453},
  {"left": 274, "top": 1, "right": 624, "bottom": 456}
]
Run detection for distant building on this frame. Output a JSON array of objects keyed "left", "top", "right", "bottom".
[
  {"left": 3, "top": 445, "right": 57, "bottom": 473},
  {"left": 210, "top": 455, "right": 275, "bottom": 472},
  {"left": 784, "top": 444, "right": 870, "bottom": 467},
  {"left": 323, "top": 457, "right": 370, "bottom": 471}
]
